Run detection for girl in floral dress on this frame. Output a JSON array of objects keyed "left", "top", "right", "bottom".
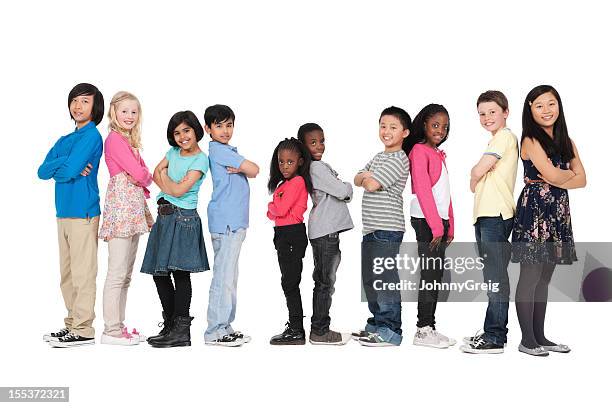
[
  {"left": 99, "top": 92, "right": 153, "bottom": 345},
  {"left": 512, "top": 85, "right": 586, "bottom": 356}
]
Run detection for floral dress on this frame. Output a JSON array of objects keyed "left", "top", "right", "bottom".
[
  {"left": 511, "top": 154, "right": 577, "bottom": 264},
  {"left": 99, "top": 170, "right": 153, "bottom": 242}
]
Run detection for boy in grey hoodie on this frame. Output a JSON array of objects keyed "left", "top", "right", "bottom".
[{"left": 298, "top": 123, "right": 353, "bottom": 345}]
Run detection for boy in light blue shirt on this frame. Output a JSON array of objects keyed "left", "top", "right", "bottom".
[{"left": 203, "top": 105, "right": 260, "bottom": 346}]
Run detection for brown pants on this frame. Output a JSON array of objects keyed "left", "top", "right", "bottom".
[{"left": 57, "top": 216, "right": 99, "bottom": 338}]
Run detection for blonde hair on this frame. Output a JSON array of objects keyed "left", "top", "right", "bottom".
[{"left": 108, "top": 91, "right": 143, "bottom": 149}]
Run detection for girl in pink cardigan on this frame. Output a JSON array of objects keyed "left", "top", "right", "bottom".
[
  {"left": 99, "top": 92, "right": 153, "bottom": 345},
  {"left": 403, "top": 104, "right": 455, "bottom": 349}
]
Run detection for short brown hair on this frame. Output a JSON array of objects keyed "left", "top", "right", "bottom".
[{"left": 476, "top": 90, "right": 509, "bottom": 112}]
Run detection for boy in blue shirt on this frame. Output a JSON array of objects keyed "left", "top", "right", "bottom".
[
  {"left": 38, "top": 83, "right": 105, "bottom": 347},
  {"left": 203, "top": 105, "right": 260, "bottom": 346}
]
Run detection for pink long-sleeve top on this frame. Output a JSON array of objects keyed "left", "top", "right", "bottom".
[
  {"left": 104, "top": 131, "right": 153, "bottom": 198},
  {"left": 267, "top": 175, "right": 308, "bottom": 226},
  {"left": 409, "top": 143, "right": 454, "bottom": 238}
]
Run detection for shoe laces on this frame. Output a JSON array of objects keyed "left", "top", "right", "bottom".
[
  {"left": 121, "top": 327, "right": 134, "bottom": 339},
  {"left": 470, "top": 329, "right": 484, "bottom": 345},
  {"left": 61, "top": 332, "right": 78, "bottom": 342},
  {"left": 473, "top": 336, "right": 487, "bottom": 348}
]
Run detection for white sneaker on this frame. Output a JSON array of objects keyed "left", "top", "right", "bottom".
[
  {"left": 433, "top": 329, "right": 456, "bottom": 346},
  {"left": 100, "top": 329, "right": 140, "bottom": 346},
  {"left": 413, "top": 326, "right": 449, "bottom": 349}
]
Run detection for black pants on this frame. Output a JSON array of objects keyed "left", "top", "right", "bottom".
[
  {"left": 411, "top": 217, "right": 449, "bottom": 328},
  {"left": 274, "top": 223, "right": 308, "bottom": 330},
  {"left": 310, "top": 232, "right": 341, "bottom": 335},
  {"left": 153, "top": 271, "right": 192, "bottom": 318},
  {"left": 515, "top": 262, "right": 556, "bottom": 348}
]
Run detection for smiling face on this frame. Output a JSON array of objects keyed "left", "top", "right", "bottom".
[
  {"left": 278, "top": 148, "right": 303, "bottom": 180},
  {"left": 478, "top": 101, "right": 508, "bottom": 134},
  {"left": 379, "top": 115, "right": 409, "bottom": 152},
  {"left": 70, "top": 94, "right": 94, "bottom": 128},
  {"left": 303, "top": 130, "right": 325, "bottom": 161},
  {"left": 424, "top": 112, "right": 449, "bottom": 147},
  {"left": 115, "top": 99, "right": 140, "bottom": 131},
  {"left": 206, "top": 119, "right": 234, "bottom": 144},
  {"left": 530, "top": 91, "right": 559, "bottom": 136},
  {"left": 173, "top": 122, "right": 198, "bottom": 152}
]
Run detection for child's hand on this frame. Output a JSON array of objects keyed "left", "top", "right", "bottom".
[
  {"left": 361, "top": 171, "right": 374, "bottom": 179},
  {"left": 226, "top": 166, "right": 241, "bottom": 174},
  {"left": 80, "top": 163, "right": 93, "bottom": 177}
]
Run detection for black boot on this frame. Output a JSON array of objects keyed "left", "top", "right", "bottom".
[
  {"left": 146, "top": 312, "right": 172, "bottom": 344},
  {"left": 149, "top": 316, "right": 193, "bottom": 348}
]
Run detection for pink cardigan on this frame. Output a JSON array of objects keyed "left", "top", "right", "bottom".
[
  {"left": 104, "top": 131, "right": 153, "bottom": 198},
  {"left": 409, "top": 143, "right": 454, "bottom": 238},
  {"left": 267, "top": 176, "right": 308, "bottom": 226}
]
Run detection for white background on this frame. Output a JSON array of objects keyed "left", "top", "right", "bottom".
[{"left": 1, "top": 0, "right": 610, "bottom": 406}]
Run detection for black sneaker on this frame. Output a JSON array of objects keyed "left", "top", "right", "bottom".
[
  {"left": 49, "top": 332, "right": 95, "bottom": 348},
  {"left": 205, "top": 334, "right": 245, "bottom": 347},
  {"left": 43, "top": 327, "right": 70, "bottom": 342},
  {"left": 463, "top": 331, "right": 507, "bottom": 347},
  {"left": 460, "top": 336, "right": 504, "bottom": 354},
  {"left": 270, "top": 323, "right": 305, "bottom": 345}
]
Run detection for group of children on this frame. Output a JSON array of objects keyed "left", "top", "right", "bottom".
[{"left": 38, "top": 83, "right": 586, "bottom": 357}]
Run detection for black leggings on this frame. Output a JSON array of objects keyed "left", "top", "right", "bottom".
[
  {"left": 515, "top": 262, "right": 557, "bottom": 348},
  {"left": 153, "top": 271, "right": 192, "bottom": 318}
]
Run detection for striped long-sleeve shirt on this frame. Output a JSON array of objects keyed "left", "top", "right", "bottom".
[{"left": 359, "top": 150, "right": 410, "bottom": 235}]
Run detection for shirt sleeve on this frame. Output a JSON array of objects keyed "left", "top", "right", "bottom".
[
  {"left": 484, "top": 130, "right": 510, "bottom": 159},
  {"left": 106, "top": 133, "right": 153, "bottom": 187},
  {"left": 53, "top": 129, "right": 102, "bottom": 183},
  {"left": 267, "top": 176, "right": 306, "bottom": 218},
  {"left": 311, "top": 162, "right": 353, "bottom": 201},
  {"left": 371, "top": 156, "right": 405, "bottom": 189},
  {"left": 359, "top": 158, "right": 373, "bottom": 173},
  {"left": 210, "top": 143, "right": 245, "bottom": 168},
  {"left": 188, "top": 153, "right": 210, "bottom": 177},
  {"left": 37, "top": 138, "right": 67, "bottom": 180}
]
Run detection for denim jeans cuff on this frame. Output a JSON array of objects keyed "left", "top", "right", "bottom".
[
  {"left": 375, "top": 326, "right": 402, "bottom": 346},
  {"left": 483, "top": 332, "right": 506, "bottom": 346}
]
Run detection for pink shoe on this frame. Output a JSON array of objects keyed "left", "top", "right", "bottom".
[{"left": 130, "top": 328, "right": 147, "bottom": 342}]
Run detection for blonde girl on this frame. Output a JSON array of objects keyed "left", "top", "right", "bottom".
[{"left": 99, "top": 91, "right": 153, "bottom": 345}]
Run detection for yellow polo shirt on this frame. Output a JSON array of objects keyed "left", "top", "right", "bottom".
[{"left": 473, "top": 128, "right": 519, "bottom": 224}]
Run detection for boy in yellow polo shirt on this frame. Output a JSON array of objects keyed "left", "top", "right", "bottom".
[{"left": 462, "top": 91, "right": 518, "bottom": 354}]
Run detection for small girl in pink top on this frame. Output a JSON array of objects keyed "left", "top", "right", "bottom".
[
  {"left": 99, "top": 91, "right": 153, "bottom": 346},
  {"left": 266, "top": 138, "right": 313, "bottom": 345},
  {"left": 403, "top": 103, "right": 456, "bottom": 349}
]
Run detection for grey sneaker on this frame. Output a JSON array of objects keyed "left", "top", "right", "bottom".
[
  {"left": 309, "top": 330, "right": 351, "bottom": 345},
  {"left": 351, "top": 330, "right": 371, "bottom": 340},
  {"left": 518, "top": 343, "right": 549, "bottom": 356}
]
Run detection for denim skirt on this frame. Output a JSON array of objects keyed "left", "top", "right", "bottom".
[{"left": 140, "top": 202, "right": 210, "bottom": 275}]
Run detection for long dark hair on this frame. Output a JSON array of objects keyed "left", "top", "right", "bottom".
[
  {"left": 267, "top": 138, "right": 313, "bottom": 194},
  {"left": 403, "top": 103, "right": 450, "bottom": 156},
  {"left": 522, "top": 85, "right": 574, "bottom": 161}
]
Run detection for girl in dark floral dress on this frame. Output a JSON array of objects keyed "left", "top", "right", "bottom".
[{"left": 512, "top": 85, "right": 586, "bottom": 357}]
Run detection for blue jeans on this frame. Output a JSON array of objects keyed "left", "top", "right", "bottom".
[
  {"left": 475, "top": 216, "right": 513, "bottom": 345},
  {"left": 362, "top": 230, "right": 404, "bottom": 345},
  {"left": 205, "top": 227, "right": 247, "bottom": 341}
]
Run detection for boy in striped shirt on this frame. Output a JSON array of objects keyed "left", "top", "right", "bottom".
[{"left": 353, "top": 106, "right": 411, "bottom": 346}]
